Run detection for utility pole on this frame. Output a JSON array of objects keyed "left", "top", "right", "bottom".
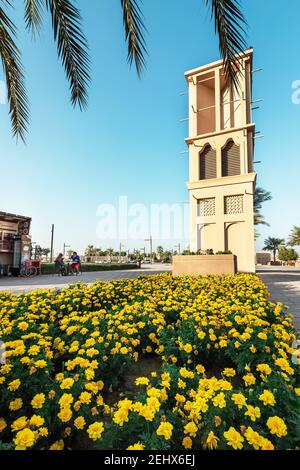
[
  {"left": 50, "top": 224, "right": 54, "bottom": 263},
  {"left": 119, "top": 243, "right": 124, "bottom": 263},
  {"left": 145, "top": 236, "right": 153, "bottom": 263}
]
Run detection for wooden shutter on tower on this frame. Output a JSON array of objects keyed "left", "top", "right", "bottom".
[
  {"left": 199, "top": 145, "right": 217, "bottom": 180},
  {"left": 222, "top": 141, "right": 241, "bottom": 177}
]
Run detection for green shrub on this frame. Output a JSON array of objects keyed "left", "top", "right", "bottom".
[{"left": 41, "top": 263, "right": 138, "bottom": 275}]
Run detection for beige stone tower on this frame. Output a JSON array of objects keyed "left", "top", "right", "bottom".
[{"left": 185, "top": 49, "right": 256, "bottom": 273}]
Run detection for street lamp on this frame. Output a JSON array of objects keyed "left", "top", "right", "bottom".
[
  {"left": 144, "top": 236, "right": 153, "bottom": 263},
  {"left": 63, "top": 243, "right": 70, "bottom": 257}
]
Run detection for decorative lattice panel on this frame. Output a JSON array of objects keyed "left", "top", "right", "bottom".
[
  {"left": 225, "top": 195, "right": 244, "bottom": 215},
  {"left": 198, "top": 198, "right": 216, "bottom": 217}
]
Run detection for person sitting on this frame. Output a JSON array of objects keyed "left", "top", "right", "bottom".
[
  {"left": 70, "top": 251, "right": 81, "bottom": 275},
  {"left": 54, "top": 254, "right": 66, "bottom": 276}
]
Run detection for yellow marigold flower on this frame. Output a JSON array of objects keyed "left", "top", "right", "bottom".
[
  {"left": 0, "top": 418, "right": 7, "bottom": 432},
  {"left": 49, "top": 440, "right": 65, "bottom": 451},
  {"left": 11, "top": 416, "right": 27, "bottom": 432},
  {"left": 156, "top": 421, "right": 173, "bottom": 440},
  {"left": 127, "top": 442, "right": 145, "bottom": 450},
  {"left": 85, "top": 368, "right": 95, "bottom": 380},
  {"left": 60, "top": 378, "right": 74, "bottom": 390},
  {"left": 245, "top": 427, "right": 263, "bottom": 450},
  {"left": 224, "top": 427, "right": 244, "bottom": 450},
  {"left": 182, "top": 436, "right": 192, "bottom": 449},
  {"left": 213, "top": 392, "right": 226, "bottom": 409},
  {"left": 135, "top": 377, "right": 150, "bottom": 386},
  {"left": 223, "top": 368, "right": 236, "bottom": 377},
  {"left": 231, "top": 393, "right": 247, "bottom": 409},
  {"left": 196, "top": 364, "right": 205, "bottom": 375},
  {"left": 178, "top": 378, "right": 186, "bottom": 389},
  {"left": 58, "top": 407, "right": 72, "bottom": 423},
  {"left": 295, "top": 388, "right": 300, "bottom": 397},
  {"left": 8, "top": 379, "right": 21, "bottom": 391},
  {"left": 260, "top": 438, "right": 274, "bottom": 450},
  {"left": 206, "top": 431, "right": 219, "bottom": 450},
  {"left": 267, "top": 416, "right": 287, "bottom": 438},
  {"left": 258, "top": 332, "right": 267, "bottom": 341},
  {"left": 256, "top": 364, "right": 272, "bottom": 375},
  {"left": 31, "top": 393, "right": 45, "bottom": 410},
  {"left": 35, "top": 360, "right": 47, "bottom": 368},
  {"left": 74, "top": 416, "right": 86, "bottom": 430},
  {"left": 30, "top": 415, "right": 45, "bottom": 427},
  {"left": 9, "top": 398, "right": 23, "bottom": 411},
  {"left": 259, "top": 390, "right": 276, "bottom": 406},
  {"left": 243, "top": 373, "right": 256, "bottom": 386},
  {"left": 183, "top": 344, "right": 193, "bottom": 353},
  {"left": 59, "top": 393, "right": 74, "bottom": 408},
  {"left": 79, "top": 391, "right": 92, "bottom": 404},
  {"left": 38, "top": 427, "right": 48, "bottom": 437},
  {"left": 250, "top": 345, "right": 256, "bottom": 353},
  {"left": 275, "top": 358, "right": 294, "bottom": 375},
  {"left": 120, "top": 347, "right": 128, "bottom": 354},
  {"left": 87, "top": 422, "right": 104, "bottom": 441},
  {"left": 219, "top": 339, "right": 227, "bottom": 348},
  {"left": 14, "top": 428, "right": 36, "bottom": 449},
  {"left": 184, "top": 421, "right": 198, "bottom": 437},
  {"left": 245, "top": 405, "right": 261, "bottom": 422},
  {"left": 175, "top": 394, "right": 186, "bottom": 403},
  {"left": 180, "top": 368, "right": 194, "bottom": 379}
]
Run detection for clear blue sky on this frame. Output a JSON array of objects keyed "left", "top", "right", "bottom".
[{"left": 0, "top": 0, "right": 299, "bottom": 255}]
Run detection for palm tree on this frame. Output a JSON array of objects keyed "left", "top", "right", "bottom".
[
  {"left": 0, "top": 0, "right": 247, "bottom": 141},
  {"left": 288, "top": 226, "right": 300, "bottom": 247},
  {"left": 263, "top": 237, "right": 285, "bottom": 263},
  {"left": 254, "top": 187, "right": 272, "bottom": 226}
]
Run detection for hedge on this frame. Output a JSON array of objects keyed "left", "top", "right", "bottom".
[{"left": 41, "top": 263, "right": 139, "bottom": 275}]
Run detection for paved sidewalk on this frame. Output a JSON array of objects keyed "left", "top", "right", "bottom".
[
  {"left": 0, "top": 264, "right": 172, "bottom": 295},
  {"left": 258, "top": 268, "right": 300, "bottom": 332}
]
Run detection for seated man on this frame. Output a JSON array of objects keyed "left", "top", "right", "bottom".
[{"left": 70, "top": 251, "right": 81, "bottom": 275}]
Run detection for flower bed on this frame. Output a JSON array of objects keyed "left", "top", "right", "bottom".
[{"left": 0, "top": 274, "right": 299, "bottom": 450}]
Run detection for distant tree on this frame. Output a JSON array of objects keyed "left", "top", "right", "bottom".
[
  {"left": 156, "top": 246, "right": 164, "bottom": 260},
  {"left": 162, "top": 251, "right": 173, "bottom": 263},
  {"left": 254, "top": 187, "right": 272, "bottom": 227},
  {"left": 263, "top": 237, "right": 285, "bottom": 263},
  {"left": 41, "top": 248, "right": 50, "bottom": 261},
  {"left": 278, "top": 247, "right": 298, "bottom": 263},
  {"left": 106, "top": 248, "right": 114, "bottom": 262},
  {"left": 85, "top": 245, "right": 97, "bottom": 257},
  {"left": 288, "top": 226, "right": 300, "bottom": 247}
]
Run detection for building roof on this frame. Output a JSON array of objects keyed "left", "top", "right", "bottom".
[
  {"left": 0, "top": 211, "right": 32, "bottom": 223},
  {"left": 185, "top": 48, "right": 253, "bottom": 80}
]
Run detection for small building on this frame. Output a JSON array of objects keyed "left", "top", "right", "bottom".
[
  {"left": 256, "top": 252, "right": 271, "bottom": 266},
  {"left": 0, "top": 211, "right": 32, "bottom": 276}
]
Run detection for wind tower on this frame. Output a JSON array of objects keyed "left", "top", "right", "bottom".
[{"left": 185, "top": 49, "right": 256, "bottom": 272}]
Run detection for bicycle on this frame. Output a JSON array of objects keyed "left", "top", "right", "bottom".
[{"left": 20, "top": 260, "right": 39, "bottom": 278}]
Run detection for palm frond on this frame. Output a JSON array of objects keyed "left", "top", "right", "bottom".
[
  {"left": 0, "top": 4, "right": 30, "bottom": 142},
  {"left": 24, "top": 0, "right": 44, "bottom": 37},
  {"left": 120, "top": 0, "right": 147, "bottom": 77},
  {"left": 46, "top": 0, "right": 90, "bottom": 109},
  {"left": 203, "top": 0, "right": 247, "bottom": 88}
]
